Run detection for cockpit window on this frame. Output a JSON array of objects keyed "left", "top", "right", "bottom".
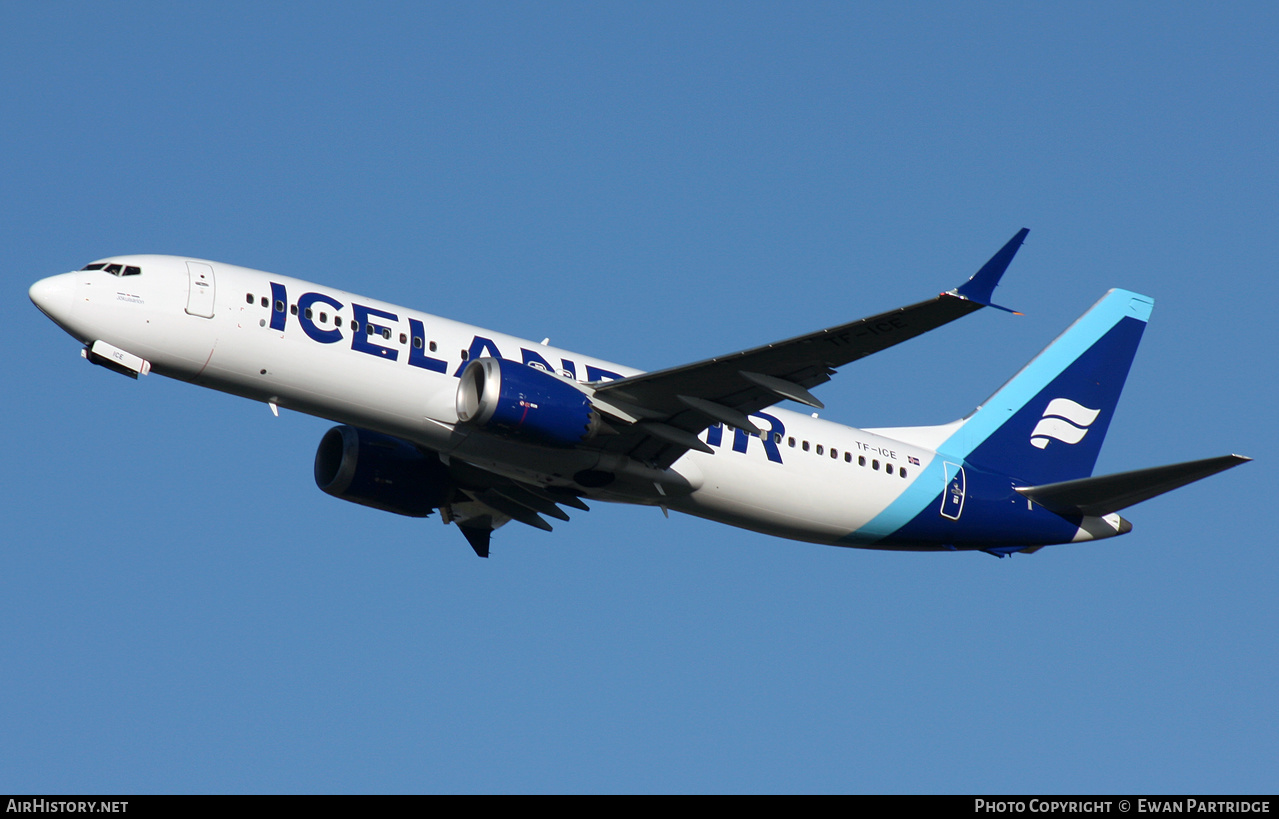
[{"left": 82, "top": 262, "right": 143, "bottom": 276}]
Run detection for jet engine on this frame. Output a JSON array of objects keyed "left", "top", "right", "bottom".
[
  {"left": 314, "top": 425, "right": 453, "bottom": 517},
  {"left": 455, "top": 357, "right": 600, "bottom": 446}
]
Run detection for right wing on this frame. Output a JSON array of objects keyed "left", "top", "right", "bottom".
[
  {"left": 443, "top": 229, "right": 1030, "bottom": 553},
  {"left": 587, "top": 229, "right": 1029, "bottom": 468}
]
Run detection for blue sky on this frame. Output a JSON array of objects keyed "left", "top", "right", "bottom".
[{"left": 4, "top": 2, "right": 1276, "bottom": 793}]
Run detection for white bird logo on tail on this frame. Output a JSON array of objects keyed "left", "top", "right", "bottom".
[{"left": 1031, "top": 398, "right": 1100, "bottom": 449}]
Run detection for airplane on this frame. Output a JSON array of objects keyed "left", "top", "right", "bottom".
[{"left": 28, "top": 229, "right": 1249, "bottom": 558}]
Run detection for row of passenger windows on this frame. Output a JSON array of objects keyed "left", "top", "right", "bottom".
[
  {"left": 244, "top": 287, "right": 907, "bottom": 476},
  {"left": 246, "top": 292, "right": 463, "bottom": 358},
  {"left": 774, "top": 430, "right": 908, "bottom": 477},
  {"left": 82, "top": 263, "right": 141, "bottom": 276},
  {"left": 715, "top": 423, "right": 909, "bottom": 477}
]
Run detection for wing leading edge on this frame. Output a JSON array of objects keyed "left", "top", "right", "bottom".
[{"left": 591, "top": 229, "right": 1030, "bottom": 467}]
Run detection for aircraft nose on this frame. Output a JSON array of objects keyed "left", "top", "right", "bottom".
[{"left": 29, "top": 273, "right": 76, "bottom": 320}]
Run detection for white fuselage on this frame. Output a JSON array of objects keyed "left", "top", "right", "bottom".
[{"left": 34, "top": 255, "right": 941, "bottom": 547}]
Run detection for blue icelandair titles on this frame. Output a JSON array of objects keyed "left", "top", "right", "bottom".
[
  {"left": 268, "top": 279, "right": 626, "bottom": 382},
  {"left": 28, "top": 230, "right": 1249, "bottom": 557}
]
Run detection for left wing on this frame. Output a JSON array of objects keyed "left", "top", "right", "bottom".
[
  {"left": 441, "top": 459, "right": 592, "bottom": 557},
  {"left": 587, "top": 229, "right": 1029, "bottom": 468}
]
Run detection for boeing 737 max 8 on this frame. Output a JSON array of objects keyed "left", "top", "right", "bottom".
[{"left": 28, "top": 230, "right": 1248, "bottom": 557}]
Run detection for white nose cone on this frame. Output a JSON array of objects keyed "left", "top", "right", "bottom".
[{"left": 29, "top": 273, "right": 75, "bottom": 320}]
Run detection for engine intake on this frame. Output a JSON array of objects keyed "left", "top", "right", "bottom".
[
  {"left": 314, "top": 425, "right": 452, "bottom": 517},
  {"left": 456, "top": 357, "right": 599, "bottom": 446}
]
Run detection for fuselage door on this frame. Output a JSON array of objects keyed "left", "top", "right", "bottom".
[
  {"left": 940, "top": 461, "right": 966, "bottom": 520},
  {"left": 185, "top": 261, "right": 216, "bottom": 318}
]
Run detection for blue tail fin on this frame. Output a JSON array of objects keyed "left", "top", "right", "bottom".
[{"left": 941, "top": 289, "right": 1153, "bottom": 485}]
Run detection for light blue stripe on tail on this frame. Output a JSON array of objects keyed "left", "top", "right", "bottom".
[{"left": 853, "top": 289, "right": 1152, "bottom": 541}]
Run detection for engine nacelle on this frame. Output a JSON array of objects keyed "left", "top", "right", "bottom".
[
  {"left": 314, "top": 425, "right": 453, "bottom": 517},
  {"left": 455, "top": 357, "right": 600, "bottom": 447}
]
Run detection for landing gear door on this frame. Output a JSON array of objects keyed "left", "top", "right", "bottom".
[
  {"left": 940, "top": 461, "right": 966, "bottom": 521},
  {"left": 185, "top": 261, "right": 216, "bottom": 318}
]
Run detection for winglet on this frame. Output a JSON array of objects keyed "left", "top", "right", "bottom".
[
  {"left": 951, "top": 228, "right": 1028, "bottom": 313},
  {"left": 459, "top": 525, "right": 491, "bottom": 558}
]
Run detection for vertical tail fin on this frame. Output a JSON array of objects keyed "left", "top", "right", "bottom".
[{"left": 942, "top": 289, "right": 1153, "bottom": 485}]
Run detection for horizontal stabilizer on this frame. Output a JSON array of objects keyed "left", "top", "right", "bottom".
[{"left": 1016, "top": 454, "right": 1250, "bottom": 517}]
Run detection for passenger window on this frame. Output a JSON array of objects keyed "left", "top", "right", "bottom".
[
  {"left": 773, "top": 432, "right": 782, "bottom": 444},
  {"left": 831, "top": 449, "right": 838, "bottom": 459},
  {"left": 382, "top": 328, "right": 391, "bottom": 340},
  {"left": 844, "top": 452, "right": 852, "bottom": 463},
  {"left": 413, "top": 337, "right": 423, "bottom": 349},
  {"left": 261, "top": 296, "right": 268, "bottom": 308},
  {"left": 802, "top": 441, "right": 810, "bottom": 452},
  {"left": 460, "top": 350, "right": 469, "bottom": 361},
  {"left": 319, "top": 312, "right": 327, "bottom": 323},
  {"left": 429, "top": 341, "right": 437, "bottom": 352},
  {"left": 900, "top": 467, "right": 907, "bottom": 478},
  {"left": 399, "top": 333, "right": 407, "bottom": 344},
  {"left": 290, "top": 304, "right": 298, "bottom": 316},
  {"left": 246, "top": 293, "right": 254, "bottom": 304},
  {"left": 274, "top": 300, "right": 285, "bottom": 312},
  {"left": 350, "top": 321, "right": 359, "bottom": 332},
  {"left": 816, "top": 445, "right": 824, "bottom": 455},
  {"left": 872, "top": 460, "right": 879, "bottom": 470},
  {"left": 304, "top": 308, "right": 312, "bottom": 320},
  {"left": 788, "top": 437, "right": 796, "bottom": 448}
]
